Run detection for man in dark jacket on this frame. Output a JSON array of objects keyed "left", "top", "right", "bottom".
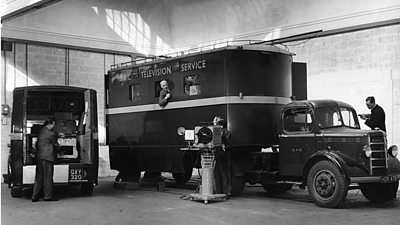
[
  {"left": 32, "top": 119, "right": 59, "bottom": 202},
  {"left": 360, "top": 96, "right": 386, "bottom": 132},
  {"left": 213, "top": 116, "right": 232, "bottom": 198}
]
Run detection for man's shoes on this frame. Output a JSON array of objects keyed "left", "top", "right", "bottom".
[
  {"left": 31, "top": 198, "right": 39, "bottom": 202},
  {"left": 44, "top": 197, "right": 59, "bottom": 201}
]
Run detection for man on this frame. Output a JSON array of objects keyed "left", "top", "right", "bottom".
[
  {"left": 213, "top": 116, "right": 232, "bottom": 199},
  {"left": 158, "top": 80, "right": 171, "bottom": 107},
  {"left": 32, "top": 119, "right": 59, "bottom": 202},
  {"left": 359, "top": 96, "right": 386, "bottom": 132}
]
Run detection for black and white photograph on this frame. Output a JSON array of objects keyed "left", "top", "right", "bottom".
[{"left": 1, "top": 1, "right": 400, "bottom": 224}]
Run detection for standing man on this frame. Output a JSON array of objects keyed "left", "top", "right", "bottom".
[
  {"left": 32, "top": 119, "right": 59, "bottom": 202},
  {"left": 213, "top": 116, "right": 232, "bottom": 199},
  {"left": 359, "top": 96, "right": 386, "bottom": 132},
  {"left": 158, "top": 80, "right": 171, "bottom": 107}
]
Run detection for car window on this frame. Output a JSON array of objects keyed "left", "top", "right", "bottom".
[{"left": 283, "top": 108, "right": 314, "bottom": 133}]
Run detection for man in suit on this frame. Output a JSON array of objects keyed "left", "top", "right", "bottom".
[
  {"left": 359, "top": 96, "right": 386, "bottom": 132},
  {"left": 32, "top": 119, "right": 59, "bottom": 202}
]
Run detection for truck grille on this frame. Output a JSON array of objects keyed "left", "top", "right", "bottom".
[{"left": 369, "top": 133, "right": 387, "bottom": 176}]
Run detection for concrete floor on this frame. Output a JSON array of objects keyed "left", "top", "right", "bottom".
[{"left": 2, "top": 174, "right": 400, "bottom": 225}]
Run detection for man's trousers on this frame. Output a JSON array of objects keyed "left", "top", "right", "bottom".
[{"left": 32, "top": 159, "right": 54, "bottom": 200}]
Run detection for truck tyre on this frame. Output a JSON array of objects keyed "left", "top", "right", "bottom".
[
  {"left": 172, "top": 171, "right": 192, "bottom": 184},
  {"left": 81, "top": 183, "right": 94, "bottom": 195},
  {"left": 231, "top": 175, "right": 245, "bottom": 197},
  {"left": 262, "top": 183, "right": 293, "bottom": 194},
  {"left": 307, "top": 161, "right": 348, "bottom": 208},
  {"left": 172, "top": 154, "right": 193, "bottom": 184},
  {"left": 11, "top": 186, "right": 23, "bottom": 198},
  {"left": 7, "top": 157, "right": 12, "bottom": 188},
  {"left": 360, "top": 181, "right": 399, "bottom": 203}
]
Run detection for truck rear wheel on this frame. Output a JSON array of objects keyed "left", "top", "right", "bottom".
[
  {"left": 360, "top": 181, "right": 399, "bottom": 203},
  {"left": 172, "top": 153, "right": 193, "bottom": 184},
  {"left": 307, "top": 161, "right": 348, "bottom": 208},
  {"left": 11, "top": 186, "right": 23, "bottom": 198},
  {"left": 231, "top": 175, "right": 245, "bottom": 196},
  {"left": 81, "top": 183, "right": 94, "bottom": 195},
  {"left": 172, "top": 171, "right": 192, "bottom": 184},
  {"left": 262, "top": 183, "right": 293, "bottom": 194}
]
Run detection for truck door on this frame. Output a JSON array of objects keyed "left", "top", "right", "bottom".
[
  {"left": 81, "top": 90, "right": 98, "bottom": 164},
  {"left": 279, "top": 107, "right": 316, "bottom": 176}
]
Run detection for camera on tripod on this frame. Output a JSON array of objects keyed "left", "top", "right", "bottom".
[
  {"left": 177, "top": 124, "right": 223, "bottom": 150},
  {"left": 194, "top": 125, "right": 223, "bottom": 149}
]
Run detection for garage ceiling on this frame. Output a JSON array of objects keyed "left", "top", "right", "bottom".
[{"left": 1, "top": 0, "right": 61, "bottom": 22}]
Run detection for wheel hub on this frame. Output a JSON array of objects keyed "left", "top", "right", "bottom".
[{"left": 315, "top": 171, "right": 336, "bottom": 199}]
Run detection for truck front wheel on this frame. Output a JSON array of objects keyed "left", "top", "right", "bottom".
[
  {"left": 360, "top": 181, "right": 398, "bottom": 203},
  {"left": 307, "top": 161, "right": 348, "bottom": 208}
]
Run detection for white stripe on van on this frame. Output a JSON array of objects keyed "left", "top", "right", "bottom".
[
  {"left": 106, "top": 96, "right": 290, "bottom": 115},
  {"left": 23, "top": 165, "right": 69, "bottom": 184}
]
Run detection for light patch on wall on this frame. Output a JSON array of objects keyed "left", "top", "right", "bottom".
[
  {"left": 170, "top": 37, "right": 234, "bottom": 56},
  {"left": 98, "top": 123, "right": 105, "bottom": 144},
  {"left": 262, "top": 28, "right": 282, "bottom": 41},
  {"left": 91, "top": 6, "right": 98, "bottom": 15},
  {"left": 104, "top": 8, "right": 172, "bottom": 55},
  {"left": 6, "top": 63, "right": 39, "bottom": 92},
  {"left": 155, "top": 36, "right": 170, "bottom": 55}
]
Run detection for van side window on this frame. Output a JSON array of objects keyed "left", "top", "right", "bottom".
[
  {"left": 184, "top": 75, "right": 201, "bottom": 96},
  {"left": 283, "top": 108, "right": 314, "bottom": 133},
  {"left": 129, "top": 84, "right": 143, "bottom": 102}
]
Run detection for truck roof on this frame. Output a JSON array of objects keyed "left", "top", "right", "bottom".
[
  {"left": 284, "top": 99, "right": 354, "bottom": 110},
  {"left": 110, "top": 43, "right": 293, "bottom": 71},
  {"left": 13, "top": 85, "right": 94, "bottom": 92}
]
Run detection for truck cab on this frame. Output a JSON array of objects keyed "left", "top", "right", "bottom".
[{"left": 278, "top": 99, "right": 400, "bottom": 207}]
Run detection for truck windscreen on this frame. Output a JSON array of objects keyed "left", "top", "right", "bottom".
[{"left": 315, "top": 106, "right": 359, "bottom": 129}]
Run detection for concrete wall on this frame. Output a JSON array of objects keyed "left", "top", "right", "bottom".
[
  {"left": 1, "top": 43, "right": 129, "bottom": 178},
  {"left": 2, "top": 0, "right": 173, "bottom": 55},
  {"left": 288, "top": 25, "right": 400, "bottom": 148},
  {"left": 169, "top": 0, "right": 400, "bottom": 48},
  {"left": 3, "top": 0, "right": 399, "bottom": 53}
]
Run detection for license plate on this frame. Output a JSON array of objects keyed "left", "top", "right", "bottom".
[
  {"left": 381, "top": 175, "right": 398, "bottom": 183},
  {"left": 69, "top": 169, "right": 87, "bottom": 182}
]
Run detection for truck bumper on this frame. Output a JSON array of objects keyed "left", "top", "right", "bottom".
[
  {"left": 350, "top": 174, "right": 400, "bottom": 183},
  {"left": 22, "top": 164, "right": 95, "bottom": 185}
]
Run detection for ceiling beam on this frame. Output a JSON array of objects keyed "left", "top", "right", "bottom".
[{"left": 1, "top": 0, "right": 62, "bottom": 22}]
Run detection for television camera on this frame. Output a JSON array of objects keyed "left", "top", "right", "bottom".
[
  {"left": 177, "top": 124, "right": 223, "bottom": 150},
  {"left": 177, "top": 124, "right": 227, "bottom": 203}
]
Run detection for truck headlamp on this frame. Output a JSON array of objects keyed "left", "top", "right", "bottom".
[
  {"left": 388, "top": 145, "right": 398, "bottom": 158},
  {"left": 363, "top": 145, "right": 372, "bottom": 157}
]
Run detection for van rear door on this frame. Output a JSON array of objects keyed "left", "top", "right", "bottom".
[{"left": 80, "top": 90, "right": 97, "bottom": 164}]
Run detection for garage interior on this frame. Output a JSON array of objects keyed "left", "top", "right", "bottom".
[{"left": 1, "top": 0, "right": 400, "bottom": 224}]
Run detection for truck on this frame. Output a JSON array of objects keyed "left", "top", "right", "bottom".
[
  {"left": 7, "top": 85, "right": 99, "bottom": 197},
  {"left": 105, "top": 43, "right": 400, "bottom": 207}
]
